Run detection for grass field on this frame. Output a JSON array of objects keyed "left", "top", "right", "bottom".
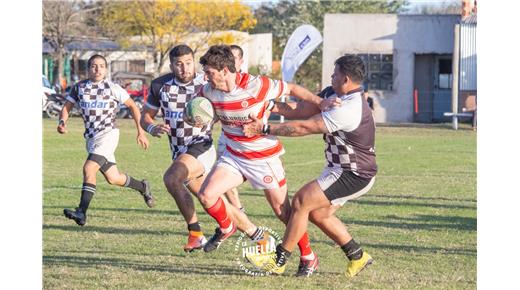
[{"left": 43, "top": 118, "right": 477, "bottom": 289}]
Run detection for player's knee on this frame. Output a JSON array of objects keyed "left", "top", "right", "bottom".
[
  {"left": 309, "top": 210, "right": 324, "bottom": 224},
  {"left": 163, "top": 169, "right": 186, "bottom": 190},
  {"left": 197, "top": 190, "right": 214, "bottom": 207},
  {"left": 291, "top": 192, "right": 307, "bottom": 212}
]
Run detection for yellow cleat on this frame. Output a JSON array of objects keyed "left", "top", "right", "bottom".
[
  {"left": 345, "top": 252, "right": 373, "bottom": 278},
  {"left": 262, "top": 254, "right": 286, "bottom": 275},
  {"left": 245, "top": 252, "right": 273, "bottom": 269}
]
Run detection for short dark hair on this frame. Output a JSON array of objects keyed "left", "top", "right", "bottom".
[
  {"left": 334, "top": 54, "right": 365, "bottom": 83},
  {"left": 169, "top": 44, "right": 194, "bottom": 62},
  {"left": 87, "top": 54, "right": 107, "bottom": 67},
  {"left": 230, "top": 44, "right": 243, "bottom": 59},
  {"left": 200, "top": 45, "right": 237, "bottom": 73}
]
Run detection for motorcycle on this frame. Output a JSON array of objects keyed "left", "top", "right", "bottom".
[
  {"left": 42, "top": 92, "right": 80, "bottom": 119},
  {"left": 117, "top": 96, "right": 144, "bottom": 119}
]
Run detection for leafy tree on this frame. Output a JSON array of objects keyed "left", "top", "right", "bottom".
[
  {"left": 99, "top": 0, "right": 256, "bottom": 75},
  {"left": 42, "top": 0, "right": 101, "bottom": 87},
  {"left": 251, "top": 0, "right": 407, "bottom": 91}
]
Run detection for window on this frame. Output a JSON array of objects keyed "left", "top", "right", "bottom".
[
  {"left": 129, "top": 60, "right": 145, "bottom": 73},
  {"left": 111, "top": 61, "right": 127, "bottom": 73},
  {"left": 438, "top": 58, "right": 452, "bottom": 89},
  {"left": 357, "top": 53, "right": 393, "bottom": 91}
]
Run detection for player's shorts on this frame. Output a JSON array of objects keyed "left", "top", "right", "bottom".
[
  {"left": 86, "top": 129, "right": 119, "bottom": 163},
  {"left": 175, "top": 141, "right": 216, "bottom": 175},
  {"left": 316, "top": 166, "right": 375, "bottom": 206},
  {"left": 216, "top": 151, "right": 286, "bottom": 190},
  {"left": 216, "top": 131, "right": 226, "bottom": 159}
]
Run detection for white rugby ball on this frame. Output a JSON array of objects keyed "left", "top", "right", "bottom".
[{"left": 185, "top": 97, "right": 214, "bottom": 126}]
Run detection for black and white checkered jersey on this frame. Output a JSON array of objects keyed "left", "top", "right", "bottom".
[
  {"left": 66, "top": 79, "right": 129, "bottom": 139},
  {"left": 320, "top": 87, "right": 377, "bottom": 179},
  {"left": 146, "top": 73, "right": 212, "bottom": 158}
]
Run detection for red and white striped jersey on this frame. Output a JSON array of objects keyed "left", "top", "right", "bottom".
[{"left": 201, "top": 73, "right": 290, "bottom": 160}]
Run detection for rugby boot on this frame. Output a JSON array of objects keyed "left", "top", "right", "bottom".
[
  {"left": 63, "top": 207, "right": 86, "bottom": 226},
  {"left": 295, "top": 255, "right": 319, "bottom": 277},
  {"left": 141, "top": 179, "right": 155, "bottom": 208},
  {"left": 203, "top": 224, "right": 237, "bottom": 252},
  {"left": 183, "top": 232, "right": 207, "bottom": 252},
  {"left": 345, "top": 251, "right": 373, "bottom": 278}
]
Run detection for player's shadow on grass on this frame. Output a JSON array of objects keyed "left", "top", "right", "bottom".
[
  {"left": 369, "top": 194, "right": 476, "bottom": 203},
  {"left": 362, "top": 242, "right": 476, "bottom": 256},
  {"left": 339, "top": 214, "right": 476, "bottom": 232},
  {"left": 43, "top": 205, "right": 182, "bottom": 216},
  {"left": 43, "top": 224, "right": 187, "bottom": 237},
  {"left": 351, "top": 199, "right": 476, "bottom": 210},
  {"left": 42, "top": 255, "right": 244, "bottom": 276}
]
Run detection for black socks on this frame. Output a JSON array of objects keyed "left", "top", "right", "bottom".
[
  {"left": 79, "top": 183, "right": 96, "bottom": 213},
  {"left": 341, "top": 239, "right": 364, "bottom": 260}
]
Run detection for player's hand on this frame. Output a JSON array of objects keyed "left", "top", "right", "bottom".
[
  {"left": 150, "top": 123, "right": 170, "bottom": 138},
  {"left": 242, "top": 113, "right": 264, "bottom": 137},
  {"left": 319, "top": 96, "right": 341, "bottom": 111},
  {"left": 57, "top": 121, "right": 67, "bottom": 134},
  {"left": 137, "top": 132, "right": 149, "bottom": 150}
]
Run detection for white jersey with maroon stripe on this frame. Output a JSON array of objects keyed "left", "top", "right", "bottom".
[{"left": 201, "top": 73, "right": 290, "bottom": 160}]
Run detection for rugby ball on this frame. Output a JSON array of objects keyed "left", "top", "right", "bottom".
[{"left": 185, "top": 97, "right": 214, "bottom": 126}]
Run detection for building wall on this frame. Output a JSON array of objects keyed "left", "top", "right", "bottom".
[
  {"left": 247, "top": 33, "right": 273, "bottom": 74},
  {"left": 323, "top": 14, "right": 460, "bottom": 123}
]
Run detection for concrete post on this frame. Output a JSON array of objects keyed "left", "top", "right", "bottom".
[{"left": 451, "top": 24, "right": 460, "bottom": 130}]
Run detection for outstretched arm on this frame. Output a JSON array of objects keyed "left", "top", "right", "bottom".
[
  {"left": 268, "top": 100, "right": 321, "bottom": 120},
  {"left": 285, "top": 83, "right": 341, "bottom": 112},
  {"left": 242, "top": 113, "right": 328, "bottom": 137}
]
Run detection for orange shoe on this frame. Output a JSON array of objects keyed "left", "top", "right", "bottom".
[{"left": 183, "top": 231, "right": 207, "bottom": 252}]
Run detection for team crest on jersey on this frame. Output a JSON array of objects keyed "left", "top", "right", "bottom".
[
  {"left": 263, "top": 176, "right": 273, "bottom": 183},
  {"left": 241, "top": 100, "right": 249, "bottom": 108}
]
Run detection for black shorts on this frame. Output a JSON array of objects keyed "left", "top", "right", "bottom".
[{"left": 316, "top": 167, "right": 375, "bottom": 206}]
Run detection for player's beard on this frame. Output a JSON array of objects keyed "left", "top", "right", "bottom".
[{"left": 175, "top": 71, "right": 194, "bottom": 84}]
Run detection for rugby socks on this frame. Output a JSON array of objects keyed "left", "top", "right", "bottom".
[
  {"left": 249, "top": 227, "right": 265, "bottom": 242},
  {"left": 341, "top": 239, "right": 364, "bottom": 260},
  {"left": 275, "top": 244, "right": 292, "bottom": 267},
  {"left": 79, "top": 183, "right": 96, "bottom": 213},
  {"left": 297, "top": 232, "right": 314, "bottom": 258},
  {"left": 204, "top": 197, "right": 233, "bottom": 231},
  {"left": 188, "top": 222, "right": 203, "bottom": 237},
  {"left": 124, "top": 174, "right": 146, "bottom": 193}
]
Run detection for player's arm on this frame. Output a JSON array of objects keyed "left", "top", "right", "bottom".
[
  {"left": 140, "top": 81, "right": 170, "bottom": 138},
  {"left": 57, "top": 101, "right": 75, "bottom": 134},
  {"left": 123, "top": 98, "right": 149, "bottom": 150},
  {"left": 286, "top": 83, "right": 340, "bottom": 112},
  {"left": 243, "top": 113, "right": 327, "bottom": 137},
  {"left": 267, "top": 99, "right": 321, "bottom": 120}
]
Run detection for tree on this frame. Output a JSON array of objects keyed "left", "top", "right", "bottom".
[
  {"left": 42, "top": 0, "right": 101, "bottom": 87},
  {"left": 251, "top": 0, "right": 407, "bottom": 91},
  {"left": 98, "top": 0, "right": 256, "bottom": 75},
  {"left": 410, "top": 0, "right": 461, "bottom": 14}
]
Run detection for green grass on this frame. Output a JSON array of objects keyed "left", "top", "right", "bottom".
[{"left": 43, "top": 118, "right": 476, "bottom": 289}]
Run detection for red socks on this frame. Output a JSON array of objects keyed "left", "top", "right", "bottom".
[
  {"left": 297, "top": 232, "right": 313, "bottom": 256},
  {"left": 205, "top": 197, "right": 232, "bottom": 229}
]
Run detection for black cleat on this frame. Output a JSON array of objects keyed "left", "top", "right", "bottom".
[
  {"left": 63, "top": 207, "right": 86, "bottom": 226},
  {"left": 141, "top": 180, "right": 155, "bottom": 208},
  {"left": 295, "top": 255, "right": 319, "bottom": 277},
  {"left": 203, "top": 224, "right": 237, "bottom": 253}
]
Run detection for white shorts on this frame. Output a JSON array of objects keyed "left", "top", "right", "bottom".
[
  {"left": 86, "top": 129, "right": 119, "bottom": 163},
  {"left": 197, "top": 145, "right": 217, "bottom": 175},
  {"left": 216, "top": 151, "right": 286, "bottom": 190},
  {"left": 216, "top": 131, "right": 226, "bottom": 159},
  {"left": 317, "top": 166, "right": 375, "bottom": 206}
]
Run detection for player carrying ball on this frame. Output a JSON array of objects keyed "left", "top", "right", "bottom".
[{"left": 193, "top": 45, "right": 335, "bottom": 277}]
